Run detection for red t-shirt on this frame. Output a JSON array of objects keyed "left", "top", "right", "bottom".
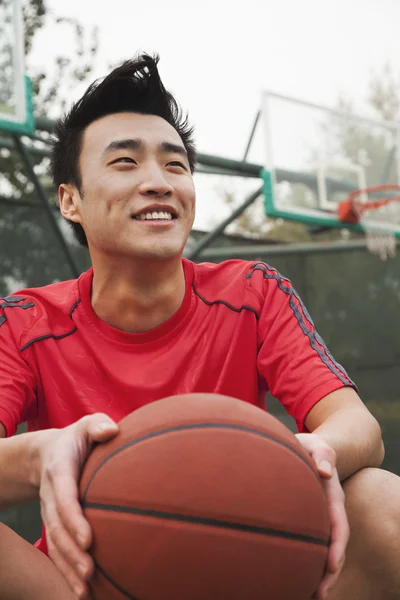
[{"left": 0, "top": 258, "right": 355, "bottom": 553}]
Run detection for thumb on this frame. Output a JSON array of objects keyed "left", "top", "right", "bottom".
[
  {"left": 312, "top": 447, "right": 336, "bottom": 479},
  {"left": 84, "top": 413, "right": 119, "bottom": 443},
  {"left": 296, "top": 434, "right": 336, "bottom": 479}
]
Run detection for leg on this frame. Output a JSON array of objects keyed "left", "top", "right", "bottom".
[
  {"left": 0, "top": 522, "right": 74, "bottom": 600},
  {"left": 328, "top": 467, "right": 400, "bottom": 600}
]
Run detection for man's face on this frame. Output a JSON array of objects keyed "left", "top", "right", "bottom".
[{"left": 60, "top": 112, "right": 196, "bottom": 261}]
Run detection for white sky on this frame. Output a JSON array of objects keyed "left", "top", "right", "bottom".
[{"left": 28, "top": 0, "right": 400, "bottom": 230}]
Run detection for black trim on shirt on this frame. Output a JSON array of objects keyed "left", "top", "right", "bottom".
[
  {"left": 246, "top": 262, "right": 356, "bottom": 389},
  {"left": 0, "top": 297, "right": 35, "bottom": 329},
  {"left": 19, "top": 299, "right": 81, "bottom": 352},
  {"left": 1, "top": 296, "right": 29, "bottom": 303},
  {"left": 192, "top": 284, "right": 259, "bottom": 320}
]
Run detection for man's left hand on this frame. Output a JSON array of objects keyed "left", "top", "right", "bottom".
[{"left": 295, "top": 433, "right": 350, "bottom": 600}]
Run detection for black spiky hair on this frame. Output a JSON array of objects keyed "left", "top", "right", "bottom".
[{"left": 50, "top": 53, "right": 196, "bottom": 247}]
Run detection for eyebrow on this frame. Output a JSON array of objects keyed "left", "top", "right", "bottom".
[
  {"left": 159, "top": 141, "right": 188, "bottom": 158},
  {"left": 102, "top": 138, "right": 188, "bottom": 159}
]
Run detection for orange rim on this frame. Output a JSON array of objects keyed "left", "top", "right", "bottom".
[{"left": 337, "top": 184, "right": 400, "bottom": 223}]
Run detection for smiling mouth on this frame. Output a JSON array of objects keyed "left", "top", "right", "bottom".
[{"left": 132, "top": 211, "right": 177, "bottom": 221}]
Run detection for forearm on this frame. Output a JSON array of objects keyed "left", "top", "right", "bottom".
[
  {"left": 0, "top": 429, "right": 54, "bottom": 508},
  {"left": 313, "top": 407, "right": 384, "bottom": 482}
]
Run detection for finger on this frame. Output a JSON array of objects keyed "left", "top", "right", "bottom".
[
  {"left": 295, "top": 434, "right": 336, "bottom": 478},
  {"left": 50, "top": 521, "right": 94, "bottom": 583},
  {"left": 312, "top": 467, "right": 349, "bottom": 600},
  {"left": 313, "top": 568, "right": 339, "bottom": 600},
  {"left": 45, "top": 416, "right": 118, "bottom": 550},
  {"left": 41, "top": 433, "right": 92, "bottom": 550},
  {"left": 41, "top": 486, "right": 91, "bottom": 574},
  {"left": 311, "top": 447, "right": 336, "bottom": 479},
  {"left": 50, "top": 470, "right": 93, "bottom": 550},
  {"left": 315, "top": 451, "right": 336, "bottom": 478},
  {"left": 47, "top": 536, "right": 91, "bottom": 600},
  {"left": 79, "top": 413, "right": 119, "bottom": 445},
  {"left": 314, "top": 532, "right": 345, "bottom": 599},
  {"left": 324, "top": 473, "right": 349, "bottom": 573},
  {"left": 42, "top": 488, "right": 94, "bottom": 579},
  {"left": 326, "top": 502, "right": 348, "bottom": 573},
  {"left": 314, "top": 476, "right": 349, "bottom": 599}
]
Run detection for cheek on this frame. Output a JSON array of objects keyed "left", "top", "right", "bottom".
[
  {"left": 180, "top": 179, "right": 196, "bottom": 208},
  {"left": 84, "top": 176, "right": 134, "bottom": 216}
]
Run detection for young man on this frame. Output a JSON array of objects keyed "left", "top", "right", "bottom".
[{"left": 0, "top": 54, "right": 398, "bottom": 600}]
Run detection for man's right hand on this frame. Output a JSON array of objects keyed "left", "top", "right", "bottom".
[{"left": 37, "top": 414, "right": 119, "bottom": 599}]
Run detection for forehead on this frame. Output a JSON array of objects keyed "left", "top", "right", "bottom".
[{"left": 82, "top": 112, "right": 183, "bottom": 155}]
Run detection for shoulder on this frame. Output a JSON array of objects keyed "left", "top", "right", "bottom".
[
  {"left": 190, "top": 259, "right": 295, "bottom": 301},
  {"left": 190, "top": 258, "right": 253, "bottom": 286},
  {"left": 243, "top": 261, "right": 297, "bottom": 297},
  {"left": 0, "top": 274, "right": 83, "bottom": 349},
  {"left": 188, "top": 259, "right": 290, "bottom": 317},
  {"left": 190, "top": 259, "right": 304, "bottom": 327}
]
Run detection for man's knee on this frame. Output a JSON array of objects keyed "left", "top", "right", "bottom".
[
  {"left": 342, "top": 467, "right": 400, "bottom": 581},
  {"left": 343, "top": 466, "right": 400, "bottom": 525}
]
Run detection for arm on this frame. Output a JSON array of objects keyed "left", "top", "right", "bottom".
[
  {"left": 254, "top": 263, "right": 358, "bottom": 432},
  {"left": 0, "top": 304, "right": 120, "bottom": 597},
  {"left": 0, "top": 302, "right": 48, "bottom": 506},
  {"left": 0, "top": 424, "right": 55, "bottom": 508},
  {"left": 251, "top": 263, "right": 384, "bottom": 477},
  {"left": 296, "top": 390, "right": 384, "bottom": 599},
  {"left": 0, "top": 412, "right": 119, "bottom": 599},
  {"left": 252, "top": 264, "right": 369, "bottom": 598},
  {"left": 304, "top": 386, "right": 384, "bottom": 482}
]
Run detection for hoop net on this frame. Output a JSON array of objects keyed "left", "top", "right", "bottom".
[{"left": 337, "top": 184, "right": 400, "bottom": 260}]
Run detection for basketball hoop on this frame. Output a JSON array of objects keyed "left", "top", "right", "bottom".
[{"left": 337, "top": 184, "right": 400, "bottom": 260}]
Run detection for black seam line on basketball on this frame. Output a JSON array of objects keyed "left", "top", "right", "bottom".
[
  {"left": 192, "top": 285, "right": 259, "bottom": 320},
  {"left": 81, "top": 423, "right": 323, "bottom": 504},
  {"left": 83, "top": 502, "right": 329, "bottom": 547},
  {"left": 19, "top": 299, "right": 81, "bottom": 352},
  {"left": 93, "top": 559, "right": 140, "bottom": 600}
]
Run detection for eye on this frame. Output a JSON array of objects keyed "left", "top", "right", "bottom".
[
  {"left": 168, "top": 161, "right": 187, "bottom": 170},
  {"left": 112, "top": 157, "right": 136, "bottom": 164}
]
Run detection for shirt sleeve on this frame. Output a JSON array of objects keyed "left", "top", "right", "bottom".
[
  {"left": 255, "top": 264, "right": 357, "bottom": 432},
  {"left": 0, "top": 311, "right": 37, "bottom": 437}
]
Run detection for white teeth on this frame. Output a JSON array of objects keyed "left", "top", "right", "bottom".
[{"left": 135, "top": 211, "right": 174, "bottom": 220}]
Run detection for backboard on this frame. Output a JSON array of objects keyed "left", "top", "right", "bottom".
[
  {"left": 261, "top": 91, "right": 400, "bottom": 237},
  {"left": 0, "top": 0, "right": 34, "bottom": 134}
]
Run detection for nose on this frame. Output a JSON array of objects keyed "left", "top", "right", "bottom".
[{"left": 138, "top": 164, "right": 174, "bottom": 198}]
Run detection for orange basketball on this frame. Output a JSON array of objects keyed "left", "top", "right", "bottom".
[{"left": 79, "top": 394, "right": 330, "bottom": 600}]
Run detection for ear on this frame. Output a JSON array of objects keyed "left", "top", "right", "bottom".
[{"left": 59, "top": 184, "right": 82, "bottom": 224}]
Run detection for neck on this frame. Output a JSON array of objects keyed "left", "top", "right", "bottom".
[{"left": 90, "top": 255, "right": 186, "bottom": 333}]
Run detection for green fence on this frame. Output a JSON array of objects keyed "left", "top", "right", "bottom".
[{"left": 261, "top": 249, "right": 400, "bottom": 476}]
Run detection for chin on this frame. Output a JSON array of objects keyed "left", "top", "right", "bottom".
[{"left": 136, "top": 245, "right": 184, "bottom": 261}]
